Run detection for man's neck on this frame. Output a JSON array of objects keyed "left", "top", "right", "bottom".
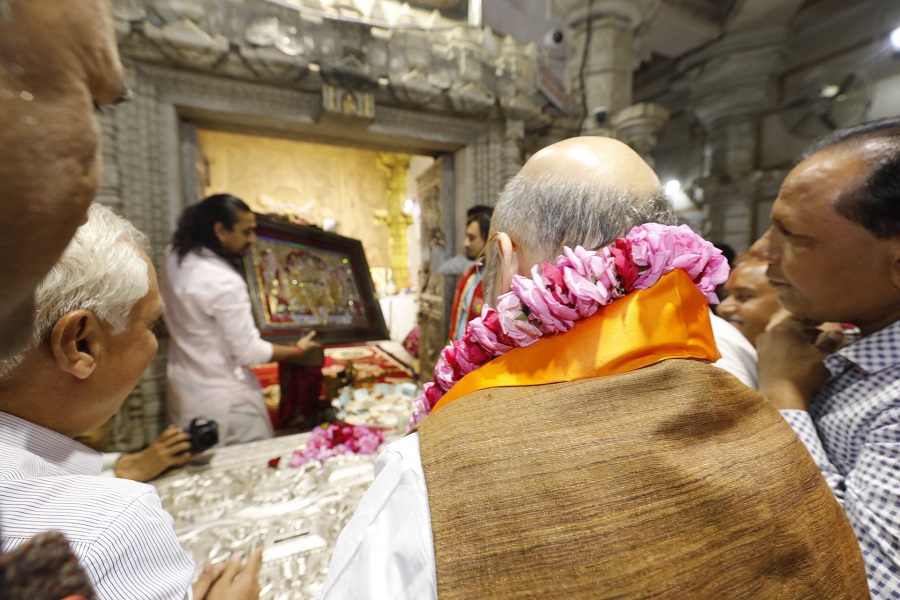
[
  {"left": 0, "top": 355, "right": 80, "bottom": 438},
  {"left": 856, "top": 310, "right": 900, "bottom": 338}
]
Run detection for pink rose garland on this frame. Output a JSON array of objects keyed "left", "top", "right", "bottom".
[{"left": 407, "top": 223, "right": 729, "bottom": 430}]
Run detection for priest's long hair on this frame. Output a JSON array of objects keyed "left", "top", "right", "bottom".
[{"left": 171, "top": 194, "right": 251, "bottom": 264}]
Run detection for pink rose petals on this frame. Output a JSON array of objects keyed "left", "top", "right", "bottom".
[{"left": 288, "top": 423, "right": 385, "bottom": 468}]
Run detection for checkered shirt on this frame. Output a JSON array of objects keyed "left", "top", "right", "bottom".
[{"left": 782, "top": 320, "right": 900, "bottom": 599}]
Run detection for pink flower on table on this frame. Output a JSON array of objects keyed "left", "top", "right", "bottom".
[
  {"left": 289, "top": 423, "right": 385, "bottom": 467},
  {"left": 496, "top": 292, "right": 542, "bottom": 347},
  {"left": 357, "top": 433, "right": 381, "bottom": 454}
]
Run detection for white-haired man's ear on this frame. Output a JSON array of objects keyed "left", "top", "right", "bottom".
[
  {"left": 494, "top": 232, "right": 520, "bottom": 299},
  {"left": 50, "top": 310, "right": 102, "bottom": 380}
]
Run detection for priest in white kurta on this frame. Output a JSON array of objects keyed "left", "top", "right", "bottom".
[
  {"left": 162, "top": 246, "right": 275, "bottom": 444},
  {"left": 161, "top": 194, "right": 320, "bottom": 445}
]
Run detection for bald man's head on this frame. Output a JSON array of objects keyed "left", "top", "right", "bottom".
[
  {"left": 519, "top": 137, "right": 661, "bottom": 196},
  {"left": 484, "top": 136, "right": 674, "bottom": 304}
]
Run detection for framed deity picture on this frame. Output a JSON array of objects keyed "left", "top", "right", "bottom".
[{"left": 242, "top": 214, "right": 389, "bottom": 345}]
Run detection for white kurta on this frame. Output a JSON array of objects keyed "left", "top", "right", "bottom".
[{"left": 161, "top": 247, "right": 275, "bottom": 444}]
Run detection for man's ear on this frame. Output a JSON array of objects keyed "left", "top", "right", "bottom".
[
  {"left": 889, "top": 242, "right": 900, "bottom": 291},
  {"left": 49, "top": 310, "right": 103, "bottom": 380},
  {"left": 494, "top": 232, "right": 520, "bottom": 298},
  {"left": 213, "top": 221, "right": 227, "bottom": 241}
]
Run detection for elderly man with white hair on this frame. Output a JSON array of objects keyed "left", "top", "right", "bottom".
[
  {"left": 319, "top": 137, "right": 868, "bottom": 599},
  {"left": 0, "top": 204, "right": 259, "bottom": 599}
]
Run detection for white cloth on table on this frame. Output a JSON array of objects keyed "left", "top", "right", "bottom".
[
  {"left": 161, "top": 247, "right": 274, "bottom": 444},
  {"left": 0, "top": 412, "right": 195, "bottom": 599}
]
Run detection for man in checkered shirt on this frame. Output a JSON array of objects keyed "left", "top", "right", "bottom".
[{"left": 753, "top": 116, "right": 900, "bottom": 598}]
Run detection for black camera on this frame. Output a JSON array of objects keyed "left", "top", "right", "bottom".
[{"left": 188, "top": 417, "right": 219, "bottom": 453}]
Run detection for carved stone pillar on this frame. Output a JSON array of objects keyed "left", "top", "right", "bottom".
[
  {"left": 469, "top": 124, "right": 508, "bottom": 206},
  {"left": 687, "top": 29, "right": 786, "bottom": 248},
  {"left": 102, "top": 65, "right": 171, "bottom": 451},
  {"left": 416, "top": 157, "right": 456, "bottom": 382},
  {"left": 502, "top": 120, "right": 525, "bottom": 184},
  {"left": 553, "top": 0, "right": 660, "bottom": 134},
  {"left": 611, "top": 102, "right": 670, "bottom": 166},
  {"left": 689, "top": 31, "right": 785, "bottom": 180},
  {"left": 375, "top": 153, "right": 414, "bottom": 289}
]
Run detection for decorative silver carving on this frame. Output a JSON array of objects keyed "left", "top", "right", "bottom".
[{"left": 153, "top": 433, "right": 395, "bottom": 598}]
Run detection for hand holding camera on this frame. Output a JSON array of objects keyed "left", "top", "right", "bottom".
[{"left": 189, "top": 417, "right": 220, "bottom": 453}]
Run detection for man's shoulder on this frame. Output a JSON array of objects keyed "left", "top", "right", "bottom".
[
  {"left": 380, "top": 432, "right": 424, "bottom": 468},
  {"left": 2, "top": 474, "right": 195, "bottom": 598},
  {"left": 0, "top": 473, "right": 165, "bottom": 546}
]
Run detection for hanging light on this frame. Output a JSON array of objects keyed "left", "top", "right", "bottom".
[
  {"left": 664, "top": 179, "right": 681, "bottom": 195},
  {"left": 890, "top": 26, "right": 900, "bottom": 51}
]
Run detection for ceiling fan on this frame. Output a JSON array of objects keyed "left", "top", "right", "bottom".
[{"left": 779, "top": 69, "right": 873, "bottom": 137}]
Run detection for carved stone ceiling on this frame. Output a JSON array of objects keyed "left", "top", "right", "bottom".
[
  {"left": 484, "top": 0, "right": 802, "bottom": 63},
  {"left": 645, "top": 0, "right": 806, "bottom": 59},
  {"left": 633, "top": 0, "right": 808, "bottom": 76}
]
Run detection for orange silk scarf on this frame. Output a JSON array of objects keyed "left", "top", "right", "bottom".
[{"left": 432, "top": 270, "right": 721, "bottom": 413}]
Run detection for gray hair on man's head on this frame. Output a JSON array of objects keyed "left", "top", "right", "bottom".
[
  {"left": 483, "top": 172, "right": 675, "bottom": 303},
  {"left": 0, "top": 203, "right": 150, "bottom": 377}
]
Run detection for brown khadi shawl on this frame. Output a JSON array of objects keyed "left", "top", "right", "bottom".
[{"left": 417, "top": 359, "right": 868, "bottom": 599}]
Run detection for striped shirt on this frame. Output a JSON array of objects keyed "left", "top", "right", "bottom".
[
  {"left": 0, "top": 412, "right": 195, "bottom": 599},
  {"left": 782, "top": 319, "right": 900, "bottom": 598}
]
